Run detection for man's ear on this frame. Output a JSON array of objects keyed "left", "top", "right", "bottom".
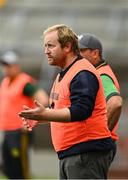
[
  {"left": 64, "top": 42, "right": 72, "bottom": 52},
  {"left": 92, "top": 49, "right": 100, "bottom": 58}
]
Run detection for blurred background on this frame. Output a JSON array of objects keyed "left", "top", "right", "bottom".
[{"left": 0, "top": 0, "right": 128, "bottom": 179}]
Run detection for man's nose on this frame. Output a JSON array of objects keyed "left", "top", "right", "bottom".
[{"left": 44, "top": 47, "right": 50, "bottom": 54}]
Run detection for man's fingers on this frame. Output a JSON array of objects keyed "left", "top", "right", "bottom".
[
  {"left": 28, "top": 127, "right": 32, "bottom": 131},
  {"left": 34, "top": 100, "right": 42, "bottom": 107},
  {"left": 23, "top": 105, "right": 30, "bottom": 110},
  {"left": 19, "top": 108, "right": 36, "bottom": 116},
  {"left": 21, "top": 118, "right": 33, "bottom": 131}
]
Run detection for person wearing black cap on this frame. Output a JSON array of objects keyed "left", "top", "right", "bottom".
[
  {"left": 0, "top": 50, "right": 48, "bottom": 179},
  {"left": 78, "top": 33, "right": 123, "bottom": 162}
]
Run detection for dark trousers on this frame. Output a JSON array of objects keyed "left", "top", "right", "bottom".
[
  {"left": 59, "top": 149, "right": 116, "bottom": 179},
  {"left": 1, "top": 129, "right": 33, "bottom": 179}
]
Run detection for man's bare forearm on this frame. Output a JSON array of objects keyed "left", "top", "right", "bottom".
[{"left": 107, "top": 96, "right": 123, "bottom": 131}]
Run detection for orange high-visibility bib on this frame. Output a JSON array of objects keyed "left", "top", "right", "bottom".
[{"left": 50, "top": 59, "right": 111, "bottom": 152}]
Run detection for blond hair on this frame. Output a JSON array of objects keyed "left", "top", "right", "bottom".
[{"left": 43, "top": 24, "right": 79, "bottom": 54}]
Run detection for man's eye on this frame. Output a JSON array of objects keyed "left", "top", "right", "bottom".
[{"left": 47, "top": 44, "right": 53, "bottom": 48}]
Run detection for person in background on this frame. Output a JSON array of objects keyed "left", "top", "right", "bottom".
[
  {"left": 78, "top": 33, "right": 123, "bottom": 158},
  {"left": 19, "top": 24, "right": 116, "bottom": 179},
  {"left": 0, "top": 50, "right": 48, "bottom": 179}
]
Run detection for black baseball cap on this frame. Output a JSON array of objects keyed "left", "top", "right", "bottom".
[
  {"left": 78, "top": 33, "right": 102, "bottom": 55},
  {"left": 0, "top": 51, "right": 19, "bottom": 65}
]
